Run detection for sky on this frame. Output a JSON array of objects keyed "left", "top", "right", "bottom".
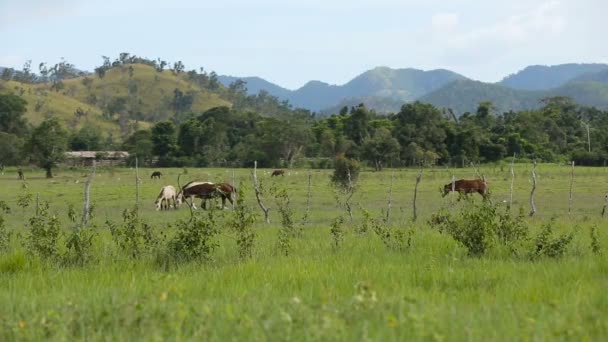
[{"left": 1, "top": 0, "right": 607, "bottom": 89}]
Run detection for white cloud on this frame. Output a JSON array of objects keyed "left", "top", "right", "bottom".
[
  {"left": 449, "top": 1, "right": 566, "bottom": 49},
  {"left": 431, "top": 13, "right": 459, "bottom": 33}
]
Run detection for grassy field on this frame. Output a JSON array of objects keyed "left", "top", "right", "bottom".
[{"left": 0, "top": 164, "right": 606, "bottom": 340}]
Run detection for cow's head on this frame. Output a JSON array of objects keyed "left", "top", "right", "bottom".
[
  {"left": 175, "top": 192, "right": 184, "bottom": 207},
  {"left": 441, "top": 184, "right": 451, "bottom": 197}
]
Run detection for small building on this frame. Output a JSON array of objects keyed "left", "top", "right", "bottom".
[{"left": 65, "top": 151, "right": 130, "bottom": 167}]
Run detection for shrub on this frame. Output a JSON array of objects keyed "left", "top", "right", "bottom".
[
  {"left": 330, "top": 216, "right": 345, "bottom": 249},
  {"left": 107, "top": 207, "right": 161, "bottom": 259},
  {"left": 331, "top": 155, "right": 360, "bottom": 189},
  {"left": 0, "top": 201, "right": 10, "bottom": 252},
  {"left": 430, "top": 200, "right": 529, "bottom": 257},
  {"left": 372, "top": 217, "right": 413, "bottom": 252},
  {"left": 227, "top": 184, "right": 256, "bottom": 260},
  {"left": 25, "top": 202, "right": 61, "bottom": 261},
  {"left": 166, "top": 210, "right": 219, "bottom": 263},
  {"left": 532, "top": 219, "right": 574, "bottom": 259}
]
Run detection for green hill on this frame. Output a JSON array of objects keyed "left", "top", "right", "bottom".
[
  {"left": 498, "top": 63, "right": 608, "bottom": 90},
  {"left": 0, "top": 63, "right": 231, "bottom": 141}
]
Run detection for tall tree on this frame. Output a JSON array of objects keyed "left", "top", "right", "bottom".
[
  {"left": 151, "top": 121, "right": 177, "bottom": 159},
  {"left": 26, "top": 118, "right": 68, "bottom": 178},
  {"left": 0, "top": 93, "right": 29, "bottom": 136}
]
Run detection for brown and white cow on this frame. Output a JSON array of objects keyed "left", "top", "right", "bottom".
[
  {"left": 442, "top": 179, "right": 489, "bottom": 200},
  {"left": 176, "top": 181, "right": 236, "bottom": 210}
]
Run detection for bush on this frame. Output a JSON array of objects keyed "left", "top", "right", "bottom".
[
  {"left": 330, "top": 216, "right": 345, "bottom": 249},
  {"left": 532, "top": 219, "right": 574, "bottom": 259},
  {"left": 430, "top": 200, "right": 529, "bottom": 257},
  {"left": 331, "top": 155, "right": 360, "bottom": 189},
  {"left": 0, "top": 201, "right": 10, "bottom": 252},
  {"left": 25, "top": 202, "right": 61, "bottom": 261},
  {"left": 227, "top": 184, "right": 256, "bottom": 260},
  {"left": 166, "top": 210, "right": 219, "bottom": 263},
  {"left": 106, "top": 208, "right": 161, "bottom": 259}
]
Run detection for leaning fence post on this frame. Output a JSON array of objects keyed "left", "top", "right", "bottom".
[
  {"left": 568, "top": 161, "right": 574, "bottom": 216},
  {"left": 252, "top": 161, "right": 270, "bottom": 223},
  {"left": 385, "top": 169, "right": 395, "bottom": 223},
  {"left": 602, "top": 194, "right": 608, "bottom": 218},
  {"left": 529, "top": 160, "right": 537, "bottom": 217},
  {"left": 81, "top": 161, "right": 96, "bottom": 227},
  {"left": 135, "top": 156, "right": 140, "bottom": 212},
  {"left": 509, "top": 153, "right": 515, "bottom": 210},
  {"left": 302, "top": 171, "right": 312, "bottom": 225},
  {"left": 413, "top": 167, "right": 423, "bottom": 222}
]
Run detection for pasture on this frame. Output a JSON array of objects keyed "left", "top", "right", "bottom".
[{"left": 0, "top": 164, "right": 606, "bottom": 340}]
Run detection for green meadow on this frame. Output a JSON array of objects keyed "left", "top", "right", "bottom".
[{"left": 0, "top": 164, "right": 606, "bottom": 340}]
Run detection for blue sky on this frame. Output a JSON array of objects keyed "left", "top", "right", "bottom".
[{"left": 1, "top": 0, "right": 606, "bottom": 89}]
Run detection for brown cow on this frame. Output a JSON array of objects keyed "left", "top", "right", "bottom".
[
  {"left": 271, "top": 170, "right": 285, "bottom": 177},
  {"left": 150, "top": 171, "right": 162, "bottom": 179},
  {"left": 176, "top": 181, "right": 236, "bottom": 210},
  {"left": 442, "top": 179, "right": 489, "bottom": 200}
]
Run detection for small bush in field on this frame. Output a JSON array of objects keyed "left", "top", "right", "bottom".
[
  {"left": 25, "top": 202, "right": 61, "bottom": 261},
  {"left": 106, "top": 207, "right": 160, "bottom": 259},
  {"left": 371, "top": 217, "right": 413, "bottom": 252},
  {"left": 166, "top": 210, "right": 219, "bottom": 262},
  {"left": 0, "top": 201, "right": 11, "bottom": 252},
  {"left": 430, "top": 200, "right": 529, "bottom": 257},
  {"left": 228, "top": 184, "right": 256, "bottom": 260},
  {"left": 63, "top": 227, "right": 96, "bottom": 266},
  {"left": 331, "top": 155, "right": 360, "bottom": 189},
  {"left": 532, "top": 219, "right": 574, "bottom": 259},
  {"left": 330, "top": 216, "right": 345, "bottom": 249},
  {"left": 590, "top": 225, "right": 602, "bottom": 255}
]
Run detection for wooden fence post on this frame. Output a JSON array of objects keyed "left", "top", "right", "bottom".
[
  {"left": 385, "top": 169, "right": 395, "bottom": 223},
  {"left": 509, "top": 154, "right": 515, "bottom": 210},
  {"left": 568, "top": 161, "right": 574, "bottom": 216},
  {"left": 252, "top": 161, "right": 270, "bottom": 223},
  {"left": 81, "top": 161, "right": 96, "bottom": 227},
  {"left": 529, "top": 160, "right": 537, "bottom": 217},
  {"left": 413, "top": 167, "right": 423, "bottom": 222}
]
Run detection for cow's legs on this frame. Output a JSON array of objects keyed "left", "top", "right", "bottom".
[{"left": 190, "top": 195, "right": 198, "bottom": 210}]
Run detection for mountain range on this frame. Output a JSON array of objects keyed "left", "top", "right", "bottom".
[{"left": 219, "top": 63, "right": 608, "bottom": 114}]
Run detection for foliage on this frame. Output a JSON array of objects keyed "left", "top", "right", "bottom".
[
  {"left": 165, "top": 210, "right": 219, "bottom": 263},
  {"left": 370, "top": 215, "right": 413, "bottom": 252},
  {"left": 331, "top": 155, "right": 360, "bottom": 189},
  {"left": 106, "top": 208, "right": 161, "bottom": 259},
  {"left": 0, "top": 93, "right": 29, "bottom": 136},
  {"left": 0, "top": 201, "right": 10, "bottom": 252},
  {"left": 227, "top": 184, "right": 256, "bottom": 260},
  {"left": 430, "top": 200, "right": 529, "bottom": 256},
  {"left": 329, "top": 216, "right": 345, "bottom": 249},
  {"left": 25, "top": 202, "right": 61, "bottom": 261},
  {"left": 273, "top": 187, "right": 300, "bottom": 256},
  {"left": 25, "top": 118, "right": 68, "bottom": 178},
  {"left": 532, "top": 219, "right": 575, "bottom": 259}
]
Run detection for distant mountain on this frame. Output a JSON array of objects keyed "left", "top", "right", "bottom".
[
  {"left": 419, "top": 78, "right": 608, "bottom": 114},
  {"left": 420, "top": 80, "right": 542, "bottom": 114},
  {"left": 220, "top": 67, "right": 467, "bottom": 112},
  {"left": 218, "top": 75, "right": 292, "bottom": 99},
  {"left": 498, "top": 63, "right": 608, "bottom": 90},
  {"left": 322, "top": 96, "right": 407, "bottom": 115},
  {"left": 571, "top": 69, "right": 608, "bottom": 84}
]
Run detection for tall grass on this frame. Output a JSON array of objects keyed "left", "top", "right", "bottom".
[{"left": 0, "top": 165, "right": 606, "bottom": 340}]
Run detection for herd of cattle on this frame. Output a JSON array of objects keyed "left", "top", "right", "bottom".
[{"left": 151, "top": 170, "right": 490, "bottom": 211}]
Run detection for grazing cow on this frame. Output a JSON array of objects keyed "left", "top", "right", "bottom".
[
  {"left": 442, "top": 178, "right": 489, "bottom": 200},
  {"left": 176, "top": 181, "right": 236, "bottom": 210},
  {"left": 271, "top": 169, "right": 285, "bottom": 177},
  {"left": 150, "top": 171, "right": 162, "bottom": 179},
  {"left": 155, "top": 185, "right": 177, "bottom": 211},
  {"left": 17, "top": 168, "right": 24, "bottom": 180}
]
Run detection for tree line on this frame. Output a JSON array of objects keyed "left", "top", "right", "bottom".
[{"left": 2, "top": 87, "right": 608, "bottom": 177}]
